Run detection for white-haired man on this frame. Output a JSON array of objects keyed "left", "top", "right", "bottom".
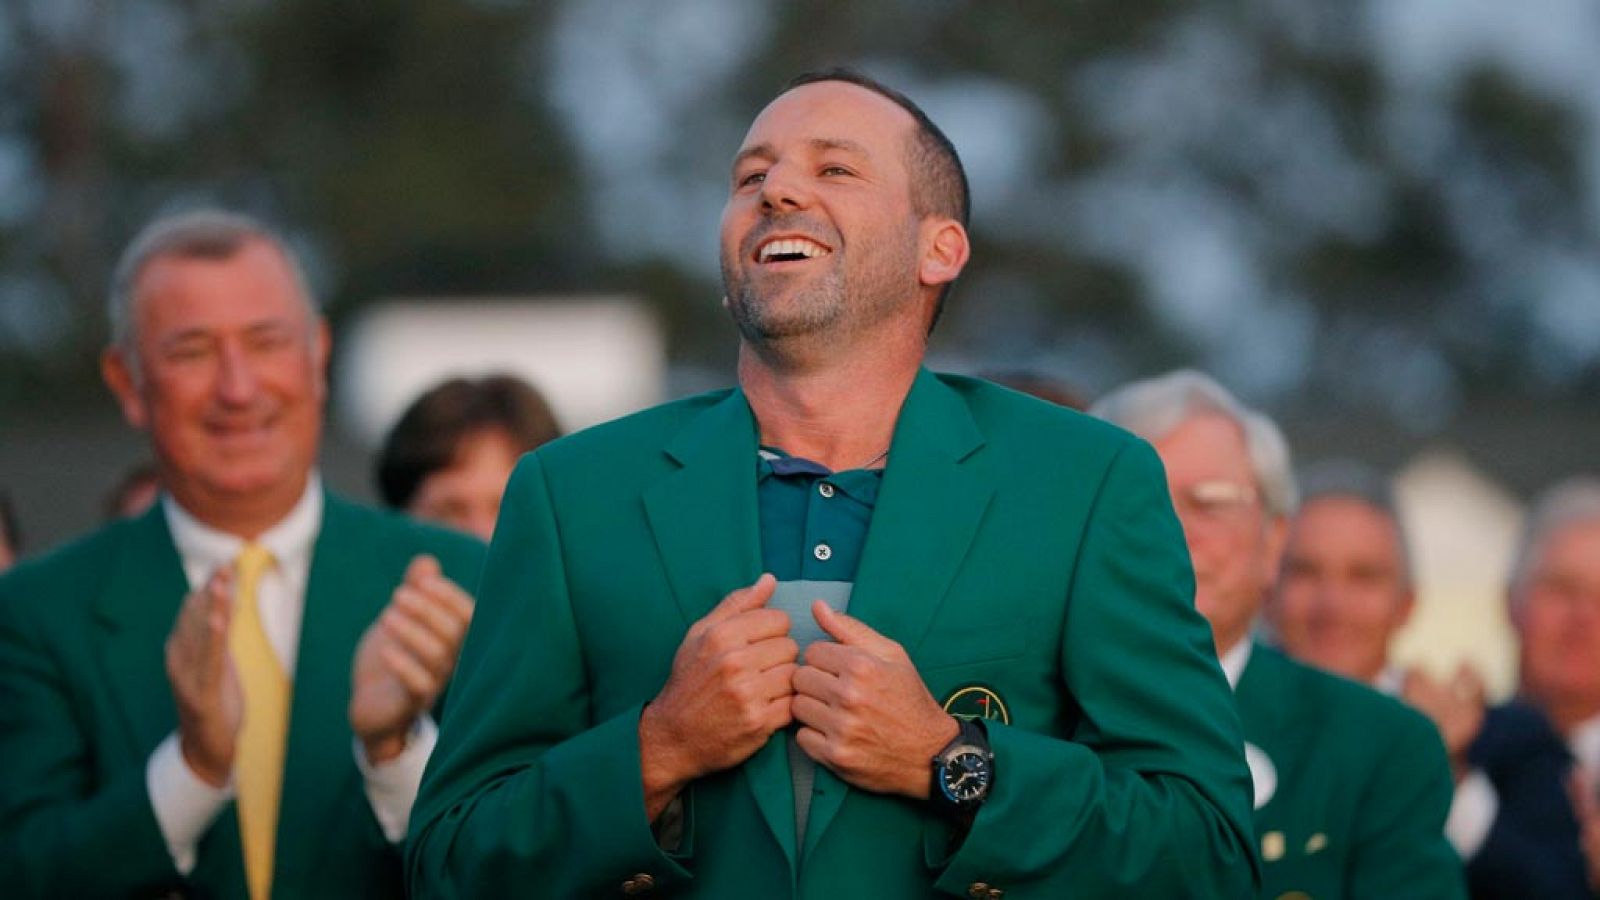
[
  {"left": 1453, "top": 479, "right": 1600, "bottom": 898},
  {"left": 1093, "top": 369, "right": 1464, "bottom": 899}
]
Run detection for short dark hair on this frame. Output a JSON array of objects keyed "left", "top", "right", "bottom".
[
  {"left": 781, "top": 68, "right": 971, "bottom": 328},
  {"left": 376, "top": 374, "right": 562, "bottom": 510}
]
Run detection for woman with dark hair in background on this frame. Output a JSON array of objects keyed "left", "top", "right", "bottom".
[{"left": 377, "top": 374, "right": 561, "bottom": 541}]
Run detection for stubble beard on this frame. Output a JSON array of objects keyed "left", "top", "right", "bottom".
[{"left": 720, "top": 227, "right": 920, "bottom": 350}]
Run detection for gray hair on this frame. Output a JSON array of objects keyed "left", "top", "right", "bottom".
[
  {"left": 108, "top": 209, "right": 317, "bottom": 356},
  {"left": 1090, "top": 369, "right": 1298, "bottom": 518},
  {"left": 1296, "top": 460, "right": 1414, "bottom": 587},
  {"left": 1509, "top": 477, "right": 1600, "bottom": 601}
]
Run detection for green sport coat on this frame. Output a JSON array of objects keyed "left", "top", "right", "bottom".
[
  {"left": 1238, "top": 643, "right": 1466, "bottom": 900},
  {"left": 0, "top": 492, "right": 485, "bottom": 899},
  {"left": 408, "top": 369, "right": 1260, "bottom": 899}
]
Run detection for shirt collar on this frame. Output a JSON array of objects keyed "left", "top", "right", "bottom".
[
  {"left": 1570, "top": 711, "right": 1600, "bottom": 772},
  {"left": 163, "top": 473, "right": 323, "bottom": 577},
  {"left": 1372, "top": 664, "right": 1406, "bottom": 697},
  {"left": 1219, "top": 637, "right": 1254, "bottom": 691}
]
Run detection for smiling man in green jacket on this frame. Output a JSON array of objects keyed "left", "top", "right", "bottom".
[
  {"left": 408, "top": 70, "right": 1258, "bottom": 899},
  {"left": 0, "top": 211, "right": 484, "bottom": 899}
]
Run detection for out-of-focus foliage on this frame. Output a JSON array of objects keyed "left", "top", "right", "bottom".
[{"left": 3, "top": 0, "right": 1597, "bottom": 428}]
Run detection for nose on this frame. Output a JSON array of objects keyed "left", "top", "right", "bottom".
[
  {"left": 215, "top": 340, "right": 260, "bottom": 406},
  {"left": 759, "top": 161, "right": 811, "bottom": 213}
]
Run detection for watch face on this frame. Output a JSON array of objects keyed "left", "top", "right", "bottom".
[{"left": 939, "top": 748, "right": 992, "bottom": 804}]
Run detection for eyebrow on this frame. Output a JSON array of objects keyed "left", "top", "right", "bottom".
[{"left": 731, "top": 137, "right": 872, "bottom": 172}]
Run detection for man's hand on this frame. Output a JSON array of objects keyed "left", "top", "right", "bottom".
[
  {"left": 166, "top": 568, "right": 242, "bottom": 788},
  {"left": 1401, "top": 663, "right": 1486, "bottom": 777},
  {"left": 792, "top": 601, "right": 959, "bottom": 799},
  {"left": 350, "top": 555, "right": 475, "bottom": 764},
  {"left": 639, "top": 574, "right": 795, "bottom": 820}
]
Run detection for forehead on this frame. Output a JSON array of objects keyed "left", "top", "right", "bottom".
[
  {"left": 1533, "top": 517, "right": 1600, "bottom": 576},
  {"left": 132, "top": 239, "right": 310, "bottom": 338},
  {"left": 1291, "top": 496, "right": 1401, "bottom": 553},
  {"left": 1152, "top": 412, "right": 1256, "bottom": 483},
  {"left": 738, "top": 81, "right": 917, "bottom": 162}
]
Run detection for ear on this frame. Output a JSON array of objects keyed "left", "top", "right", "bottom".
[
  {"left": 1395, "top": 587, "right": 1417, "bottom": 629},
  {"left": 1506, "top": 588, "right": 1525, "bottom": 634},
  {"left": 311, "top": 317, "right": 332, "bottom": 398},
  {"left": 1260, "top": 515, "right": 1290, "bottom": 586},
  {"left": 918, "top": 218, "right": 970, "bottom": 291},
  {"left": 101, "top": 346, "right": 149, "bottom": 431}
]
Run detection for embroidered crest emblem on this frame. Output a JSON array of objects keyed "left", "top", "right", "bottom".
[{"left": 941, "top": 684, "right": 1010, "bottom": 725}]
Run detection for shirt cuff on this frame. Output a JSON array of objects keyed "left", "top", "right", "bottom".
[
  {"left": 353, "top": 716, "right": 437, "bottom": 844},
  {"left": 1446, "top": 768, "right": 1498, "bottom": 860},
  {"left": 145, "top": 731, "right": 233, "bottom": 875}
]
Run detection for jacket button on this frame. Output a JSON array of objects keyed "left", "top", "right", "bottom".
[
  {"left": 967, "top": 884, "right": 990, "bottom": 899},
  {"left": 988, "top": 889, "right": 1005, "bottom": 899},
  {"left": 622, "top": 872, "right": 656, "bottom": 894}
]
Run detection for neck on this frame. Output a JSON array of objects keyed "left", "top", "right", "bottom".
[
  {"left": 738, "top": 331, "right": 924, "bottom": 471},
  {"left": 1533, "top": 693, "right": 1600, "bottom": 738},
  {"left": 1211, "top": 615, "right": 1256, "bottom": 661},
  {"left": 167, "top": 474, "right": 311, "bottom": 541}
]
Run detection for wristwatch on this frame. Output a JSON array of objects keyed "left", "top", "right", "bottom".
[{"left": 929, "top": 718, "right": 995, "bottom": 821}]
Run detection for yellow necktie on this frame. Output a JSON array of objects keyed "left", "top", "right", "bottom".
[{"left": 230, "top": 543, "right": 289, "bottom": 900}]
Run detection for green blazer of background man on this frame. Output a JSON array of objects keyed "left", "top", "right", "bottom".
[
  {"left": 1094, "top": 370, "right": 1466, "bottom": 900},
  {"left": 0, "top": 212, "right": 484, "bottom": 899},
  {"left": 408, "top": 70, "right": 1258, "bottom": 898}
]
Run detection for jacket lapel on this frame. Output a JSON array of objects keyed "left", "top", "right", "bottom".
[
  {"left": 642, "top": 390, "right": 764, "bottom": 626},
  {"left": 641, "top": 392, "right": 800, "bottom": 867},
  {"left": 274, "top": 495, "right": 373, "bottom": 893},
  {"left": 93, "top": 507, "right": 189, "bottom": 759},
  {"left": 803, "top": 368, "right": 993, "bottom": 859}
]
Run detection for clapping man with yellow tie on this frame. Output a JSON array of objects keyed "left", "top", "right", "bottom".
[{"left": 0, "top": 210, "right": 484, "bottom": 899}]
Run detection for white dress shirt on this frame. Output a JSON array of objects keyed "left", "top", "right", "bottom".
[
  {"left": 144, "top": 475, "right": 437, "bottom": 874},
  {"left": 1570, "top": 712, "right": 1600, "bottom": 777},
  {"left": 1219, "top": 637, "right": 1252, "bottom": 690}
]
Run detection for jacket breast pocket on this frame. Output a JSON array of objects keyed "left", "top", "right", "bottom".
[{"left": 914, "top": 619, "right": 1033, "bottom": 671}]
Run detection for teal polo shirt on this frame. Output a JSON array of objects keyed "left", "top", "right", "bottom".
[{"left": 757, "top": 448, "right": 884, "bottom": 848}]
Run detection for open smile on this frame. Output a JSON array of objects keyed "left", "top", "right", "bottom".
[{"left": 752, "top": 235, "right": 833, "bottom": 265}]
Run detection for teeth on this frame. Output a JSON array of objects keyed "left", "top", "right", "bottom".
[{"left": 758, "top": 238, "right": 829, "bottom": 262}]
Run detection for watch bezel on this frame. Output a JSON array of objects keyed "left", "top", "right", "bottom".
[{"left": 930, "top": 719, "right": 995, "bottom": 816}]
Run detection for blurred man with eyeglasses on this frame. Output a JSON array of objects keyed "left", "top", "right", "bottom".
[{"left": 1094, "top": 369, "right": 1464, "bottom": 900}]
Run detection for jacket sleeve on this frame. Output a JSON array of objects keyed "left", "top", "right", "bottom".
[
  {"left": 406, "top": 454, "right": 693, "bottom": 898},
  {"left": 0, "top": 571, "right": 183, "bottom": 898},
  {"left": 932, "top": 438, "right": 1261, "bottom": 898},
  {"left": 1349, "top": 706, "right": 1468, "bottom": 898}
]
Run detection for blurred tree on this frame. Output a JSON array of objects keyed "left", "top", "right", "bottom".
[{"left": 2, "top": 0, "right": 1597, "bottom": 431}]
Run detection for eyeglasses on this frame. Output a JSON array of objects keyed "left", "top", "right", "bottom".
[{"left": 1172, "top": 480, "right": 1260, "bottom": 521}]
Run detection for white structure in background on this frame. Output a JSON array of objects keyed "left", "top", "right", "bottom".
[
  {"left": 1391, "top": 449, "right": 1524, "bottom": 700},
  {"left": 336, "top": 297, "right": 666, "bottom": 446}
]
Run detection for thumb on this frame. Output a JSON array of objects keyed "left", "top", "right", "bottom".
[
  {"left": 405, "top": 553, "right": 442, "bottom": 585},
  {"left": 813, "top": 601, "right": 893, "bottom": 654},
  {"left": 704, "top": 573, "right": 778, "bottom": 626}
]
